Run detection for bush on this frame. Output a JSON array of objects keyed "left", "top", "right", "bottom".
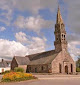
[
  {"left": 1, "top": 72, "right": 37, "bottom": 82},
  {"left": 76, "top": 67, "right": 80, "bottom": 72},
  {"left": 1, "top": 70, "right": 12, "bottom": 74},
  {"left": 14, "top": 67, "right": 24, "bottom": 73}
]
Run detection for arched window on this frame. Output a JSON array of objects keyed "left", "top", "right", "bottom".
[
  {"left": 35, "top": 68, "right": 37, "bottom": 73},
  {"left": 56, "top": 37, "right": 58, "bottom": 41},
  {"left": 64, "top": 35, "right": 65, "bottom": 38},
  {"left": 41, "top": 66, "right": 44, "bottom": 70},
  {"left": 64, "top": 35, "right": 65, "bottom": 40},
  {"left": 59, "top": 63, "right": 62, "bottom": 73},
  {"left": 71, "top": 64, "right": 73, "bottom": 73}
]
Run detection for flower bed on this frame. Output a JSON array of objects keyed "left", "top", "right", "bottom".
[{"left": 1, "top": 72, "right": 37, "bottom": 82}]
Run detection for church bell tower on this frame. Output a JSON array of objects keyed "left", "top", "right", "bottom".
[{"left": 54, "top": 6, "right": 67, "bottom": 52}]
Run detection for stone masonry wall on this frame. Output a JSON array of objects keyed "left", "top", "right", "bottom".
[
  {"left": 11, "top": 57, "right": 18, "bottom": 70},
  {"left": 51, "top": 50, "right": 76, "bottom": 74},
  {"left": 18, "top": 65, "right": 27, "bottom": 72},
  {"left": 27, "top": 64, "right": 49, "bottom": 73}
]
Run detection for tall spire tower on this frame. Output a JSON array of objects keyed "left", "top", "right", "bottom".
[
  {"left": 54, "top": 6, "right": 67, "bottom": 52},
  {"left": 56, "top": 5, "right": 63, "bottom": 24}
]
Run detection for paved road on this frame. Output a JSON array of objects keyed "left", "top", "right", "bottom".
[{"left": 1, "top": 75, "right": 80, "bottom": 85}]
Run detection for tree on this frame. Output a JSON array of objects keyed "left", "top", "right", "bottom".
[{"left": 76, "top": 56, "right": 80, "bottom": 72}]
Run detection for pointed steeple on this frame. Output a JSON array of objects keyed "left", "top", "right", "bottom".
[
  {"left": 56, "top": 5, "right": 63, "bottom": 24},
  {"left": 54, "top": 5, "right": 67, "bottom": 52}
]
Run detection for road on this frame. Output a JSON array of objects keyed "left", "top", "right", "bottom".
[{"left": 0, "top": 75, "right": 80, "bottom": 85}]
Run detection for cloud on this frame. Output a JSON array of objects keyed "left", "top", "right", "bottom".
[
  {"left": 15, "top": 32, "right": 47, "bottom": 54},
  {"left": 64, "top": 0, "right": 80, "bottom": 34},
  {"left": 14, "top": 0, "right": 58, "bottom": 14},
  {"left": 15, "top": 32, "right": 28, "bottom": 43},
  {"left": 27, "top": 36, "right": 47, "bottom": 55},
  {"left": 0, "top": 0, "right": 58, "bottom": 25},
  {"left": 68, "top": 41, "right": 80, "bottom": 61},
  {"left": 67, "top": 33, "right": 80, "bottom": 60},
  {"left": 0, "top": 27, "right": 6, "bottom": 32},
  {"left": 0, "top": 39, "right": 27, "bottom": 59},
  {"left": 14, "top": 16, "right": 53, "bottom": 33},
  {"left": 0, "top": 32, "right": 47, "bottom": 60},
  {"left": 0, "top": 0, "right": 14, "bottom": 25}
]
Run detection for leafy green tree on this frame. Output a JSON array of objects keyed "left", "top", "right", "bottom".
[{"left": 76, "top": 56, "right": 80, "bottom": 72}]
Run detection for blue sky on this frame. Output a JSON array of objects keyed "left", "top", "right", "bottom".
[{"left": 0, "top": 0, "right": 80, "bottom": 61}]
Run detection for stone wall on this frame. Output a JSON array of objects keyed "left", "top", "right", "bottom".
[
  {"left": 18, "top": 65, "right": 27, "bottom": 72},
  {"left": 51, "top": 50, "right": 76, "bottom": 74},
  {"left": 11, "top": 57, "right": 18, "bottom": 70},
  {"left": 27, "top": 64, "right": 50, "bottom": 73}
]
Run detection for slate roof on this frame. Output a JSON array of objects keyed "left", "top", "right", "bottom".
[
  {"left": 26, "top": 50, "right": 58, "bottom": 65},
  {"left": 14, "top": 50, "right": 58, "bottom": 65},
  {"left": 0, "top": 61, "right": 8, "bottom": 67},
  {"left": 14, "top": 56, "right": 30, "bottom": 65}
]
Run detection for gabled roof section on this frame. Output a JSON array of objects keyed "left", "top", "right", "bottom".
[
  {"left": 26, "top": 50, "right": 58, "bottom": 65},
  {"left": 0, "top": 60, "right": 8, "bottom": 67},
  {"left": 14, "top": 56, "right": 30, "bottom": 65},
  {"left": 14, "top": 50, "right": 58, "bottom": 65}
]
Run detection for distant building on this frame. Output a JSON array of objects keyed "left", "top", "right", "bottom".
[
  {"left": 11, "top": 6, "right": 76, "bottom": 74},
  {"left": 0, "top": 59, "right": 11, "bottom": 73}
]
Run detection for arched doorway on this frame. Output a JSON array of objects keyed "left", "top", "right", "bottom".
[
  {"left": 71, "top": 64, "right": 73, "bottom": 73},
  {"left": 65, "top": 65, "right": 68, "bottom": 74}
]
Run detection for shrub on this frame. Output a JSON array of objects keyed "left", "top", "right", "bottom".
[
  {"left": 1, "top": 72, "right": 37, "bottom": 82},
  {"left": 14, "top": 67, "right": 24, "bottom": 73},
  {"left": 76, "top": 67, "right": 80, "bottom": 72},
  {"left": 1, "top": 70, "right": 12, "bottom": 74}
]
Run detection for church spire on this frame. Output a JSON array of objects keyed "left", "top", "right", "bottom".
[
  {"left": 56, "top": 5, "right": 63, "bottom": 24},
  {"left": 54, "top": 5, "right": 67, "bottom": 52}
]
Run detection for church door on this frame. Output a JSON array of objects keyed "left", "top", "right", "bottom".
[{"left": 65, "top": 65, "right": 68, "bottom": 74}]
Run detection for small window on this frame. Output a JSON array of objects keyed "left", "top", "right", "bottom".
[
  {"left": 35, "top": 68, "right": 37, "bottom": 73},
  {"left": 71, "top": 64, "right": 73, "bottom": 73},
  {"left": 41, "top": 66, "right": 44, "bottom": 70},
  {"left": 57, "top": 38, "right": 58, "bottom": 40},
  {"left": 29, "top": 67, "right": 31, "bottom": 70},
  {"left": 59, "top": 63, "right": 62, "bottom": 73},
  {"left": 64, "top": 35, "right": 65, "bottom": 38}
]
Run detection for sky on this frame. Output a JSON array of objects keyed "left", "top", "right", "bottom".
[{"left": 0, "top": 0, "right": 80, "bottom": 61}]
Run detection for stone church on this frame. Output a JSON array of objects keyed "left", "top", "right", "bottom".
[{"left": 11, "top": 7, "right": 76, "bottom": 74}]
